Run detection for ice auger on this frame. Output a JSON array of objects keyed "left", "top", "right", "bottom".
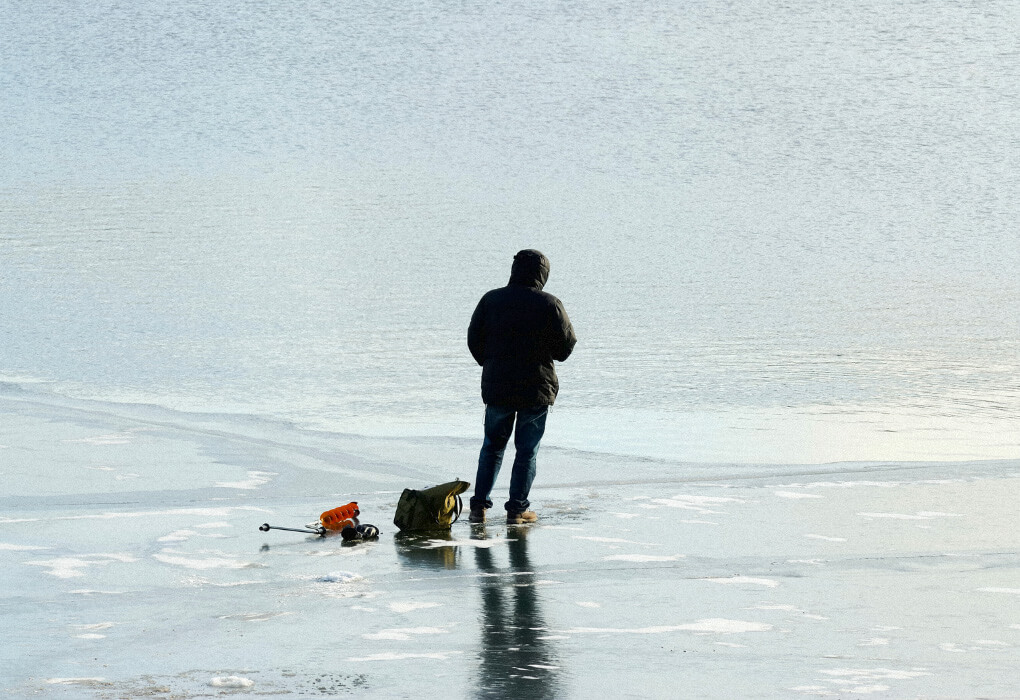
[{"left": 259, "top": 501, "right": 360, "bottom": 537}]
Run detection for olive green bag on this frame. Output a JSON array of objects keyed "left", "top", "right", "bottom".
[{"left": 393, "top": 479, "right": 471, "bottom": 532}]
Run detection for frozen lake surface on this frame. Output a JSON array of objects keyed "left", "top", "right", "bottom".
[{"left": 2, "top": 393, "right": 1019, "bottom": 698}]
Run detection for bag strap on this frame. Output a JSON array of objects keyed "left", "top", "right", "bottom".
[{"left": 450, "top": 494, "right": 463, "bottom": 524}]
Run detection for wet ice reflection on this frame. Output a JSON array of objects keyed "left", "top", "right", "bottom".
[
  {"left": 472, "top": 526, "right": 560, "bottom": 699},
  {"left": 391, "top": 526, "right": 562, "bottom": 696}
]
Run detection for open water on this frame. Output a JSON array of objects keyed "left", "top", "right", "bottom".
[{"left": 2, "top": 0, "right": 1018, "bottom": 463}]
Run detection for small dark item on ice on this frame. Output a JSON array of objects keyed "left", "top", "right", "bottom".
[{"left": 341, "top": 523, "right": 381, "bottom": 541}]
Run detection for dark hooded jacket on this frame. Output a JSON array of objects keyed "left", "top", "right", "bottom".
[{"left": 468, "top": 250, "right": 577, "bottom": 408}]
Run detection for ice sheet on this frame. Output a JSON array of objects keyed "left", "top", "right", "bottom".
[{"left": 2, "top": 394, "right": 1018, "bottom": 698}]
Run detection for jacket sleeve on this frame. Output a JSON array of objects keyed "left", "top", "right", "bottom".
[
  {"left": 467, "top": 296, "right": 486, "bottom": 366},
  {"left": 549, "top": 300, "right": 577, "bottom": 362}
]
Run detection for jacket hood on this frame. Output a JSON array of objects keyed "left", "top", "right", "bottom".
[{"left": 508, "top": 249, "right": 550, "bottom": 290}]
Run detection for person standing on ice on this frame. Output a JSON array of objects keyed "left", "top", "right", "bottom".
[{"left": 467, "top": 249, "right": 577, "bottom": 524}]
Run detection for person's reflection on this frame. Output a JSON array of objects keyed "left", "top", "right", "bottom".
[{"left": 473, "top": 526, "right": 560, "bottom": 698}]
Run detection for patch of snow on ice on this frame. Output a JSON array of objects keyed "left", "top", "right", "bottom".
[
  {"left": 158, "top": 529, "right": 197, "bottom": 543},
  {"left": 574, "top": 536, "right": 653, "bottom": 545},
  {"left": 859, "top": 511, "right": 962, "bottom": 520},
  {"left": 775, "top": 491, "right": 824, "bottom": 499},
  {"left": 363, "top": 627, "right": 449, "bottom": 641},
  {"left": 315, "top": 571, "right": 363, "bottom": 583},
  {"left": 747, "top": 604, "right": 798, "bottom": 611},
  {"left": 608, "top": 512, "right": 641, "bottom": 519},
  {"left": 75, "top": 633, "right": 106, "bottom": 639},
  {"left": 804, "top": 534, "right": 846, "bottom": 542},
  {"left": 209, "top": 676, "right": 255, "bottom": 688},
  {"left": 157, "top": 527, "right": 228, "bottom": 542},
  {"left": 306, "top": 548, "right": 355, "bottom": 557},
  {"left": 50, "top": 506, "right": 268, "bottom": 522},
  {"left": 789, "top": 686, "right": 837, "bottom": 696},
  {"left": 646, "top": 494, "right": 742, "bottom": 514},
  {"left": 819, "top": 668, "right": 931, "bottom": 681},
  {"left": 28, "top": 554, "right": 138, "bottom": 578},
  {"left": 421, "top": 538, "right": 506, "bottom": 549},
  {"left": 0, "top": 543, "right": 50, "bottom": 551},
  {"left": 744, "top": 604, "right": 826, "bottom": 619},
  {"left": 576, "top": 601, "right": 601, "bottom": 608},
  {"left": 824, "top": 481, "right": 903, "bottom": 489},
  {"left": 603, "top": 554, "right": 682, "bottom": 562},
  {"left": 679, "top": 619, "right": 773, "bottom": 633},
  {"left": 31, "top": 558, "right": 93, "bottom": 578},
  {"left": 182, "top": 576, "right": 261, "bottom": 587},
  {"left": 389, "top": 601, "right": 441, "bottom": 613},
  {"left": 859, "top": 638, "right": 890, "bottom": 646},
  {"left": 217, "top": 612, "right": 292, "bottom": 622},
  {"left": 215, "top": 470, "right": 276, "bottom": 489},
  {"left": 347, "top": 651, "right": 462, "bottom": 662},
  {"left": 46, "top": 678, "right": 110, "bottom": 686},
  {"left": 978, "top": 587, "right": 1020, "bottom": 595},
  {"left": 702, "top": 576, "right": 780, "bottom": 588},
  {"left": 672, "top": 495, "right": 743, "bottom": 504},
  {"left": 64, "top": 433, "right": 133, "bottom": 445},
  {"left": 565, "top": 619, "right": 772, "bottom": 635},
  {"left": 940, "top": 640, "right": 1010, "bottom": 652},
  {"left": 153, "top": 550, "right": 260, "bottom": 570}
]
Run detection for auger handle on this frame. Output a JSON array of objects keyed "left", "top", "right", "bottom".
[{"left": 259, "top": 523, "right": 326, "bottom": 536}]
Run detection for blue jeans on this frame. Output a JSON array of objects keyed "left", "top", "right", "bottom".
[{"left": 471, "top": 405, "right": 549, "bottom": 514}]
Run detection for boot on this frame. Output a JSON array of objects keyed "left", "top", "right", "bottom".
[
  {"left": 469, "top": 505, "right": 486, "bottom": 523},
  {"left": 506, "top": 510, "right": 538, "bottom": 525}
]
